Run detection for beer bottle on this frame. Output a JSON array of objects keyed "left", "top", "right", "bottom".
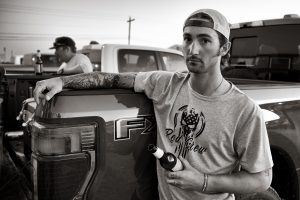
[
  {"left": 35, "top": 50, "right": 43, "bottom": 75},
  {"left": 148, "top": 144, "right": 183, "bottom": 172}
]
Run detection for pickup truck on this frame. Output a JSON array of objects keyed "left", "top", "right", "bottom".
[
  {"left": 0, "top": 44, "right": 185, "bottom": 199},
  {"left": 14, "top": 78, "right": 300, "bottom": 200}
]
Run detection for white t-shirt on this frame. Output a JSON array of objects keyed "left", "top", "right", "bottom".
[
  {"left": 134, "top": 71, "right": 273, "bottom": 200},
  {"left": 58, "top": 53, "right": 93, "bottom": 74}
]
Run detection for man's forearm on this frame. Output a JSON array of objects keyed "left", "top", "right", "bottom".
[
  {"left": 61, "top": 72, "right": 137, "bottom": 89},
  {"left": 206, "top": 168, "right": 272, "bottom": 194}
]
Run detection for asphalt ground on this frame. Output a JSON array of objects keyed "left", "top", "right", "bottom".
[{"left": 0, "top": 147, "right": 28, "bottom": 200}]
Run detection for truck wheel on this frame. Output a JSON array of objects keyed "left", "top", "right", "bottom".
[{"left": 236, "top": 187, "right": 281, "bottom": 200}]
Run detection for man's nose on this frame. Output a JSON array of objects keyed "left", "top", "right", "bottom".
[{"left": 189, "top": 41, "right": 202, "bottom": 55}]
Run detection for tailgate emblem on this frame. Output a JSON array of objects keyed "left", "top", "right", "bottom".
[{"left": 114, "top": 115, "right": 156, "bottom": 141}]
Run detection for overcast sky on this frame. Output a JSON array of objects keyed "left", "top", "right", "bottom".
[{"left": 1, "top": 0, "right": 300, "bottom": 56}]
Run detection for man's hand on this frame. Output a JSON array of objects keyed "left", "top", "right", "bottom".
[
  {"left": 166, "top": 156, "right": 204, "bottom": 191},
  {"left": 33, "top": 77, "right": 63, "bottom": 104},
  {"left": 57, "top": 68, "right": 64, "bottom": 74}
]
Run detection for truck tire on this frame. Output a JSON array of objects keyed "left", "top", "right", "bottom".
[{"left": 236, "top": 187, "right": 281, "bottom": 200}]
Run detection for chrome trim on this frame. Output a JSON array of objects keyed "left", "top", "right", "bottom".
[{"left": 73, "top": 151, "right": 96, "bottom": 200}]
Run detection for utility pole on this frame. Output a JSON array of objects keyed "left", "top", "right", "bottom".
[{"left": 127, "top": 16, "right": 135, "bottom": 45}]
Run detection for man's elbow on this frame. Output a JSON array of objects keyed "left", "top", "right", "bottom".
[{"left": 257, "top": 168, "right": 273, "bottom": 192}]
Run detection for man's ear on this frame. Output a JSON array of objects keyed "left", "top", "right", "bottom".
[
  {"left": 63, "top": 46, "right": 71, "bottom": 53},
  {"left": 220, "top": 42, "right": 231, "bottom": 56}
]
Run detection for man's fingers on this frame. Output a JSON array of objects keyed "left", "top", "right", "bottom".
[
  {"left": 45, "top": 89, "right": 58, "bottom": 101},
  {"left": 34, "top": 83, "right": 46, "bottom": 104},
  {"left": 168, "top": 172, "right": 177, "bottom": 179},
  {"left": 179, "top": 156, "right": 190, "bottom": 169},
  {"left": 166, "top": 178, "right": 181, "bottom": 187},
  {"left": 33, "top": 77, "right": 63, "bottom": 104}
]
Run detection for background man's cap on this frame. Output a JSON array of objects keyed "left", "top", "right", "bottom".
[
  {"left": 49, "top": 36, "right": 76, "bottom": 49},
  {"left": 183, "top": 9, "right": 230, "bottom": 40}
]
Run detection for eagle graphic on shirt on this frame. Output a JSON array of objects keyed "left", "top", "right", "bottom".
[{"left": 165, "top": 105, "right": 207, "bottom": 158}]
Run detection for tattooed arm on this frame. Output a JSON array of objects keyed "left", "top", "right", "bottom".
[
  {"left": 34, "top": 72, "right": 137, "bottom": 104},
  {"left": 62, "top": 72, "right": 136, "bottom": 89}
]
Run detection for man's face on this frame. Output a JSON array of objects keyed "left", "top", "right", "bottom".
[
  {"left": 182, "top": 26, "right": 221, "bottom": 74},
  {"left": 54, "top": 46, "right": 69, "bottom": 63}
]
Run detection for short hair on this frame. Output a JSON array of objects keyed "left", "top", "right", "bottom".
[{"left": 217, "top": 32, "right": 230, "bottom": 66}]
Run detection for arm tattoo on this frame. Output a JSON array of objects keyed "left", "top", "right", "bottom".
[{"left": 61, "top": 72, "right": 137, "bottom": 89}]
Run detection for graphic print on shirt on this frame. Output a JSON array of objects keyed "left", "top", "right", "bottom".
[{"left": 165, "top": 105, "right": 207, "bottom": 158}]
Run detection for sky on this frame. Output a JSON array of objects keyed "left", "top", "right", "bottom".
[{"left": 0, "top": 0, "right": 300, "bottom": 58}]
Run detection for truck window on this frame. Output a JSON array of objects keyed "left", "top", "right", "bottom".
[
  {"left": 293, "top": 55, "right": 300, "bottom": 70},
  {"left": 227, "top": 24, "right": 300, "bottom": 82},
  {"left": 118, "top": 50, "right": 158, "bottom": 72},
  {"left": 160, "top": 52, "right": 187, "bottom": 72},
  {"left": 268, "top": 57, "right": 291, "bottom": 81},
  {"left": 231, "top": 37, "right": 258, "bottom": 57}
]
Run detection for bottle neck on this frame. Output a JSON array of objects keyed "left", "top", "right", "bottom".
[{"left": 153, "top": 147, "right": 164, "bottom": 159}]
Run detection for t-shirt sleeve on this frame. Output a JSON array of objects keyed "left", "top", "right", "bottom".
[
  {"left": 134, "top": 71, "right": 172, "bottom": 102},
  {"left": 235, "top": 104, "right": 274, "bottom": 173},
  {"left": 79, "top": 56, "right": 93, "bottom": 73}
]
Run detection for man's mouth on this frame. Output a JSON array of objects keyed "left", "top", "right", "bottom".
[{"left": 187, "top": 57, "right": 202, "bottom": 63}]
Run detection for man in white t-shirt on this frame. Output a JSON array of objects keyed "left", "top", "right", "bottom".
[
  {"left": 35, "top": 9, "right": 273, "bottom": 200},
  {"left": 50, "top": 36, "right": 93, "bottom": 74}
]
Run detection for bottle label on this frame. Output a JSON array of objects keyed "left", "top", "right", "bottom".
[
  {"left": 172, "top": 159, "right": 183, "bottom": 171},
  {"left": 35, "top": 64, "right": 43, "bottom": 74},
  {"left": 153, "top": 148, "right": 164, "bottom": 159}
]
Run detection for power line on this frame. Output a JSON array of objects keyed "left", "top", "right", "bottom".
[{"left": 0, "top": 3, "right": 124, "bottom": 21}]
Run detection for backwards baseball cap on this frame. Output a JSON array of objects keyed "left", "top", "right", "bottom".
[
  {"left": 183, "top": 9, "right": 230, "bottom": 40},
  {"left": 49, "top": 36, "right": 76, "bottom": 49}
]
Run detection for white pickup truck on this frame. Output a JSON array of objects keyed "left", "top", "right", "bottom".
[{"left": 78, "top": 43, "right": 186, "bottom": 73}]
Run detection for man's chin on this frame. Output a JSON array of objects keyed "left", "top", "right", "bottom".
[{"left": 187, "top": 64, "right": 207, "bottom": 73}]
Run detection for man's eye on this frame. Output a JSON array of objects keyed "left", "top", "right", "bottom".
[
  {"left": 183, "top": 36, "right": 191, "bottom": 42},
  {"left": 200, "top": 39, "right": 210, "bottom": 44}
]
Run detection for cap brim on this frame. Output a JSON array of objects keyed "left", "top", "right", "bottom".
[{"left": 49, "top": 46, "right": 56, "bottom": 49}]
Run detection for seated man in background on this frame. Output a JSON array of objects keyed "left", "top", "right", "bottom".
[{"left": 50, "top": 36, "right": 93, "bottom": 74}]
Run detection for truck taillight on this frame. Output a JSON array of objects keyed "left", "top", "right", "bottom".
[
  {"left": 32, "top": 124, "right": 95, "bottom": 155},
  {"left": 30, "top": 120, "right": 98, "bottom": 200}
]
